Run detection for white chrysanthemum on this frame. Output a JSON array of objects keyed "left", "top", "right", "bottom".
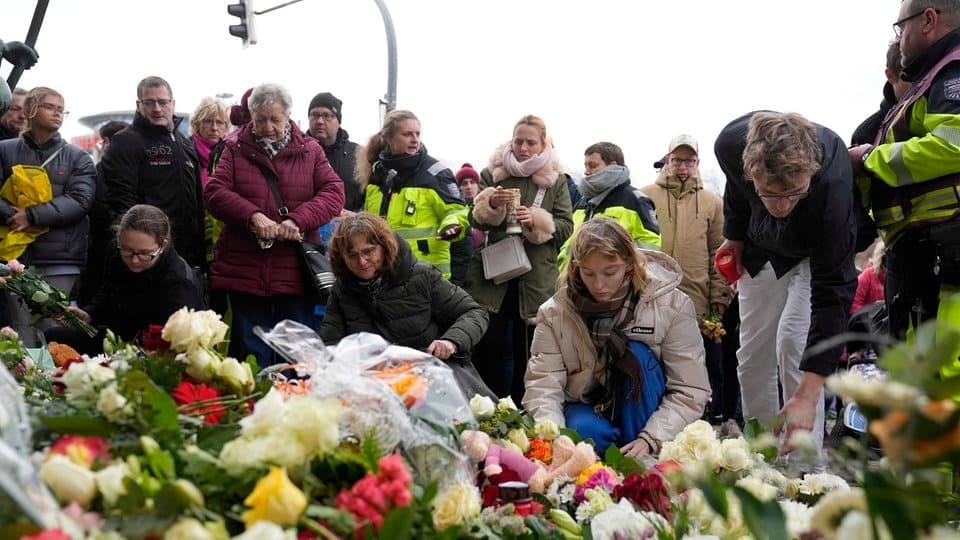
[
  {"left": 808, "top": 487, "right": 868, "bottom": 539},
  {"left": 735, "top": 476, "right": 778, "bottom": 501},
  {"left": 574, "top": 487, "right": 613, "bottom": 522},
  {"left": 797, "top": 473, "right": 850, "bottom": 496},
  {"left": 719, "top": 437, "right": 754, "bottom": 472},
  {"left": 779, "top": 500, "right": 812, "bottom": 540},
  {"left": 590, "top": 499, "right": 668, "bottom": 540},
  {"left": 544, "top": 476, "right": 576, "bottom": 507}
]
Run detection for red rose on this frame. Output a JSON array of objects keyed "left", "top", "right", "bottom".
[{"left": 613, "top": 471, "right": 672, "bottom": 517}]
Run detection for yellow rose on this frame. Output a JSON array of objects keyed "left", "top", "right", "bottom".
[
  {"left": 506, "top": 428, "right": 530, "bottom": 454},
  {"left": 432, "top": 483, "right": 481, "bottom": 531},
  {"left": 242, "top": 467, "right": 307, "bottom": 528},
  {"left": 39, "top": 454, "right": 97, "bottom": 507}
]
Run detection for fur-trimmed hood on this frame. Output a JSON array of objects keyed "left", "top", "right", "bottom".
[{"left": 488, "top": 142, "right": 562, "bottom": 188}]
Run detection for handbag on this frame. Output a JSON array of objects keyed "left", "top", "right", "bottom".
[
  {"left": 259, "top": 164, "right": 335, "bottom": 303},
  {"left": 479, "top": 186, "right": 546, "bottom": 284}
]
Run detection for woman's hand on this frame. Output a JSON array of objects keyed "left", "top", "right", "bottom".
[
  {"left": 67, "top": 306, "right": 92, "bottom": 324},
  {"left": 249, "top": 212, "right": 279, "bottom": 240},
  {"left": 7, "top": 208, "right": 31, "bottom": 232},
  {"left": 426, "top": 339, "right": 457, "bottom": 360},
  {"left": 514, "top": 205, "right": 534, "bottom": 228},
  {"left": 277, "top": 219, "right": 302, "bottom": 242},
  {"left": 0, "top": 259, "right": 24, "bottom": 284},
  {"left": 488, "top": 186, "right": 516, "bottom": 209},
  {"left": 620, "top": 437, "right": 652, "bottom": 459}
]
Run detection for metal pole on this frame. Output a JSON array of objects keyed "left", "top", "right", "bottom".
[
  {"left": 372, "top": 0, "right": 397, "bottom": 121},
  {"left": 7, "top": 0, "right": 49, "bottom": 89}
]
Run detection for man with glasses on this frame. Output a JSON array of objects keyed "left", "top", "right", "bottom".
[
  {"left": 305, "top": 92, "right": 361, "bottom": 212},
  {"left": 0, "top": 88, "right": 26, "bottom": 140},
  {"left": 641, "top": 135, "right": 730, "bottom": 424},
  {"left": 849, "top": 1, "right": 960, "bottom": 346},
  {"left": 715, "top": 111, "right": 858, "bottom": 454},
  {"left": 101, "top": 76, "right": 206, "bottom": 269}
]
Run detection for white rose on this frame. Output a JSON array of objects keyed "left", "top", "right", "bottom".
[
  {"left": 284, "top": 395, "right": 341, "bottom": 452},
  {"left": 97, "top": 383, "right": 133, "bottom": 422},
  {"left": 232, "top": 521, "right": 296, "bottom": 540},
  {"left": 501, "top": 440, "right": 524, "bottom": 455},
  {"left": 691, "top": 439, "right": 722, "bottom": 469},
  {"left": 469, "top": 395, "right": 495, "bottom": 418},
  {"left": 165, "top": 518, "right": 214, "bottom": 540},
  {"left": 186, "top": 347, "right": 221, "bottom": 382},
  {"left": 506, "top": 428, "right": 530, "bottom": 454},
  {"left": 195, "top": 310, "right": 229, "bottom": 348},
  {"left": 779, "top": 500, "right": 813, "bottom": 540},
  {"left": 658, "top": 440, "right": 689, "bottom": 464},
  {"left": 836, "top": 511, "right": 891, "bottom": 540},
  {"left": 534, "top": 419, "right": 560, "bottom": 440},
  {"left": 60, "top": 361, "right": 117, "bottom": 406},
  {"left": 432, "top": 483, "right": 482, "bottom": 530},
  {"left": 735, "top": 476, "right": 778, "bottom": 501},
  {"left": 218, "top": 357, "right": 255, "bottom": 395},
  {"left": 161, "top": 308, "right": 194, "bottom": 351},
  {"left": 681, "top": 420, "right": 717, "bottom": 444},
  {"left": 39, "top": 454, "right": 97, "bottom": 507},
  {"left": 497, "top": 396, "right": 518, "bottom": 412},
  {"left": 718, "top": 438, "right": 754, "bottom": 472},
  {"left": 95, "top": 461, "right": 132, "bottom": 507},
  {"left": 162, "top": 308, "right": 229, "bottom": 352},
  {"left": 240, "top": 388, "right": 287, "bottom": 436}
]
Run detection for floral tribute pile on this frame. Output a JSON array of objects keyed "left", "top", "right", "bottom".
[{"left": 1, "top": 309, "right": 960, "bottom": 539}]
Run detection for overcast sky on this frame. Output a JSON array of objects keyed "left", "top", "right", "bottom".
[{"left": 3, "top": 1, "right": 895, "bottom": 191}]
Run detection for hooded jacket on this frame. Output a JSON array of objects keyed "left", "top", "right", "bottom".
[
  {"left": 320, "top": 235, "right": 489, "bottom": 353},
  {"left": 640, "top": 172, "right": 729, "bottom": 317},
  {"left": 523, "top": 249, "right": 709, "bottom": 447},
  {"left": 204, "top": 121, "right": 345, "bottom": 297},
  {"left": 101, "top": 113, "right": 206, "bottom": 268},
  {"left": 715, "top": 111, "right": 858, "bottom": 376},
  {"left": 0, "top": 132, "right": 96, "bottom": 267},
  {"left": 464, "top": 142, "right": 574, "bottom": 320},
  {"left": 309, "top": 127, "right": 362, "bottom": 211}
]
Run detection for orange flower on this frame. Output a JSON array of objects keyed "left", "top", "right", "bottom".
[
  {"left": 372, "top": 363, "right": 428, "bottom": 408},
  {"left": 47, "top": 341, "right": 81, "bottom": 367},
  {"left": 525, "top": 438, "right": 553, "bottom": 464}
]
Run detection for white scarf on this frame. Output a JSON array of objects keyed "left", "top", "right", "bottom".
[{"left": 501, "top": 143, "right": 553, "bottom": 178}]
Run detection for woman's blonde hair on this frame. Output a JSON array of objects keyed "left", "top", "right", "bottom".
[
  {"left": 190, "top": 97, "right": 231, "bottom": 136},
  {"left": 513, "top": 114, "right": 548, "bottom": 144},
  {"left": 24, "top": 86, "right": 63, "bottom": 128},
  {"left": 555, "top": 217, "right": 648, "bottom": 349},
  {"left": 363, "top": 109, "right": 420, "bottom": 165}
]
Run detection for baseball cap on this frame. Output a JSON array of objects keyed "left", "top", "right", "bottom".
[{"left": 668, "top": 134, "right": 699, "bottom": 155}]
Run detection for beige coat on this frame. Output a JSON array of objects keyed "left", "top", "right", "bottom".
[
  {"left": 523, "top": 250, "right": 710, "bottom": 447},
  {"left": 640, "top": 172, "right": 730, "bottom": 317}
]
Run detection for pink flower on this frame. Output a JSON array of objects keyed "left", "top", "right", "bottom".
[
  {"left": 574, "top": 467, "right": 619, "bottom": 503},
  {"left": 49, "top": 435, "right": 110, "bottom": 469},
  {"left": 22, "top": 530, "right": 70, "bottom": 540}
]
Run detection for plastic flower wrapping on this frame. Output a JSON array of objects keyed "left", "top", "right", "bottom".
[{"left": 4, "top": 309, "right": 960, "bottom": 538}]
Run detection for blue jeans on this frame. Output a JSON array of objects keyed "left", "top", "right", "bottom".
[
  {"left": 564, "top": 341, "right": 666, "bottom": 456},
  {"left": 227, "top": 291, "right": 317, "bottom": 368}
]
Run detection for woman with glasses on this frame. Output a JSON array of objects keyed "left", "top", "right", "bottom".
[
  {"left": 42, "top": 204, "right": 205, "bottom": 354},
  {"left": 0, "top": 86, "right": 96, "bottom": 346},
  {"left": 190, "top": 97, "right": 232, "bottom": 187},
  {"left": 320, "top": 212, "right": 492, "bottom": 397},
  {"left": 204, "top": 83, "right": 344, "bottom": 368}
]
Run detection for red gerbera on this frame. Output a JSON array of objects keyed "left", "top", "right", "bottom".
[{"left": 172, "top": 381, "right": 226, "bottom": 424}]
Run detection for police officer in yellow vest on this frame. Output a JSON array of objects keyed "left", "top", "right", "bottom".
[
  {"left": 359, "top": 110, "right": 468, "bottom": 279},
  {"left": 850, "top": 1, "right": 960, "bottom": 341}
]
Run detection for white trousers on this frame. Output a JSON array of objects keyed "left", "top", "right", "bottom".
[{"left": 737, "top": 260, "right": 824, "bottom": 448}]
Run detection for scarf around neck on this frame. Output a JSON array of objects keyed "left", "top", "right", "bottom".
[
  {"left": 568, "top": 279, "right": 644, "bottom": 416},
  {"left": 256, "top": 125, "right": 292, "bottom": 160},
  {"left": 579, "top": 165, "right": 631, "bottom": 205},
  {"left": 502, "top": 143, "right": 552, "bottom": 179}
]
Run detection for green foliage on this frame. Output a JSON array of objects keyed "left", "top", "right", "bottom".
[
  {"left": 698, "top": 475, "right": 729, "bottom": 519},
  {"left": 122, "top": 370, "right": 180, "bottom": 440},
  {"left": 41, "top": 414, "right": 114, "bottom": 436},
  {"left": 732, "top": 485, "right": 788, "bottom": 540},
  {"left": 603, "top": 444, "right": 644, "bottom": 477}
]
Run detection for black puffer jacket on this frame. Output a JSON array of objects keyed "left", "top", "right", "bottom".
[
  {"left": 320, "top": 235, "right": 489, "bottom": 353},
  {"left": 0, "top": 132, "right": 96, "bottom": 266},
  {"left": 101, "top": 113, "right": 205, "bottom": 268},
  {"left": 313, "top": 128, "right": 361, "bottom": 212},
  {"left": 84, "top": 245, "right": 205, "bottom": 341}
]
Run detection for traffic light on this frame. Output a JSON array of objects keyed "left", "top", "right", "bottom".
[{"left": 227, "top": 0, "right": 257, "bottom": 47}]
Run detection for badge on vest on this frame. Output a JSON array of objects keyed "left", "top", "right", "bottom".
[
  {"left": 630, "top": 326, "right": 654, "bottom": 335},
  {"left": 945, "top": 77, "right": 960, "bottom": 101}
]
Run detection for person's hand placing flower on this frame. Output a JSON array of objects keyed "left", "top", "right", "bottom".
[
  {"left": 426, "top": 339, "right": 457, "bottom": 360},
  {"left": 0, "top": 259, "right": 24, "bottom": 283},
  {"left": 66, "top": 306, "right": 91, "bottom": 324}
]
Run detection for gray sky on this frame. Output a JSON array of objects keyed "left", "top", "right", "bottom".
[{"left": 3, "top": 1, "right": 895, "bottom": 190}]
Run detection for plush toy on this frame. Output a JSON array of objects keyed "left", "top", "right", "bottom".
[
  {"left": 461, "top": 430, "right": 544, "bottom": 481},
  {"left": 527, "top": 435, "right": 597, "bottom": 493}
]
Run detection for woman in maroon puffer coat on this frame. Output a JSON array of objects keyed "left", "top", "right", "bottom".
[{"left": 204, "top": 82, "right": 344, "bottom": 367}]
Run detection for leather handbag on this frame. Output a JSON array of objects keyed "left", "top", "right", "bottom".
[{"left": 481, "top": 235, "right": 532, "bottom": 284}]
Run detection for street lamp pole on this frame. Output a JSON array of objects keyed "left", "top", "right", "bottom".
[{"left": 372, "top": 0, "right": 397, "bottom": 124}]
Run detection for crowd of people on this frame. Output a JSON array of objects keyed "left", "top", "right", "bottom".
[{"left": 1, "top": 0, "right": 958, "bottom": 460}]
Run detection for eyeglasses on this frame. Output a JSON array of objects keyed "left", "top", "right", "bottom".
[
  {"left": 309, "top": 112, "right": 337, "bottom": 121},
  {"left": 201, "top": 119, "right": 227, "bottom": 127},
  {"left": 755, "top": 190, "right": 810, "bottom": 202},
  {"left": 139, "top": 99, "right": 173, "bottom": 108},
  {"left": 893, "top": 8, "right": 939, "bottom": 37},
  {"left": 670, "top": 157, "right": 697, "bottom": 166},
  {"left": 347, "top": 245, "right": 379, "bottom": 262},
  {"left": 39, "top": 103, "right": 69, "bottom": 116},
  {"left": 119, "top": 246, "right": 162, "bottom": 261}
]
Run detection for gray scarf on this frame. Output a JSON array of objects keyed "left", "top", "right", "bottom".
[{"left": 579, "top": 165, "right": 631, "bottom": 206}]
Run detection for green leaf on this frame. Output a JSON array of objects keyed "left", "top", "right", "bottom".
[
  {"left": 697, "top": 475, "right": 729, "bottom": 519},
  {"left": 603, "top": 444, "right": 644, "bottom": 476},
  {"left": 742, "top": 418, "right": 765, "bottom": 440},
  {"left": 378, "top": 506, "right": 414, "bottom": 540},
  {"left": 559, "top": 427, "right": 582, "bottom": 443},
  {"left": 196, "top": 424, "right": 242, "bottom": 454},
  {"left": 732, "top": 486, "right": 788, "bottom": 540},
  {"left": 122, "top": 370, "right": 179, "bottom": 435},
  {"left": 863, "top": 470, "right": 921, "bottom": 540},
  {"left": 41, "top": 415, "right": 114, "bottom": 436},
  {"left": 153, "top": 482, "right": 189, "bottom": 517}
]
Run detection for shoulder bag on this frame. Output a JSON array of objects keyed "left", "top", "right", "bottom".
[{"left": 480, "top": 186, "right": 546, "bottom": 284}]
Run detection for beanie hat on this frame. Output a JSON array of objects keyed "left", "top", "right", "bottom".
[
  {"left": 455, "top": 163, "right": 481, "bottom": 185},
  {"left": 229, "top": 87, "right": 254, "bottom": 126},
  {"left": 308, "top": 92, "right": 342, "bottom": 122}
]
